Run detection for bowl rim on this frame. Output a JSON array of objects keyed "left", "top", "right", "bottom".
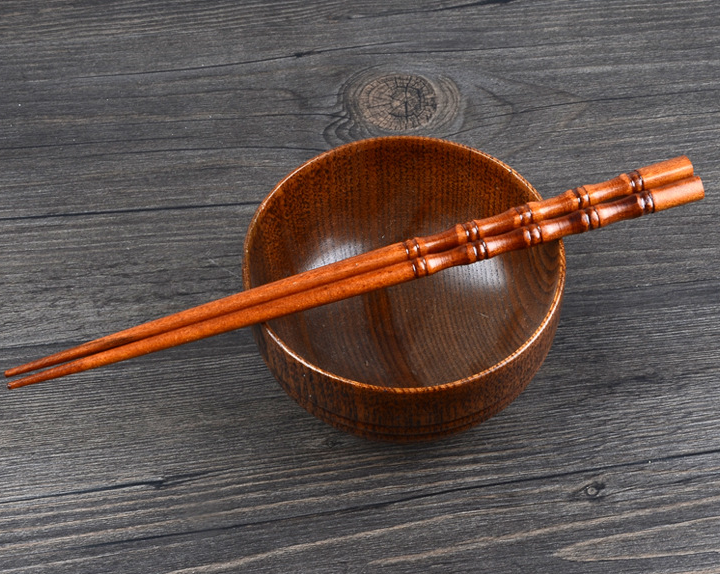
[{"left": 243, "top": 135, "right": 566, "bottom": 395}]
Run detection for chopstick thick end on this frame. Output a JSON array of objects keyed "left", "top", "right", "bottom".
[
  {"left": 636, "top": 156, "right": 694, "bottom": 189},
  {"left": 651, "top": 176, "right": 704, "bottom": 211}
]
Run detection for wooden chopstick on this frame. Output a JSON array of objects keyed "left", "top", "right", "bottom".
[
  {"left": 5, "top": 175, "right": 704, "bottom": 390},
  {"left": 4, "top": 156, "right": 693, "bottom": 380}
]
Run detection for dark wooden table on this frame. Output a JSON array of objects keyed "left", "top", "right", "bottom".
[{"left": 1, "top": 1, "right": 718, "bottom": 572}]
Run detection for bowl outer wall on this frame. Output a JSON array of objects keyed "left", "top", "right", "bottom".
[{"left": 242, "top": 136, "right": 566, "bottom": 442}]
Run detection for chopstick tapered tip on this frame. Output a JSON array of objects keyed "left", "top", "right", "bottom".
[
  {"left": 7, "top": 376, "right": 26, "bottom": 390},
  {"left": 5, "top": 355, "right": 67, "bottom": 378},
  {"left": 7, "top": 374, "right": 42, "bottom": 390},
  {"left": 5, "top": 365, "right": 68, "bottom": 389}
]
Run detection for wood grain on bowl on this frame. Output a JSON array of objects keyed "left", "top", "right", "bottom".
[{"left": 243, "top": 136, "right": 566, "bottom": 441}]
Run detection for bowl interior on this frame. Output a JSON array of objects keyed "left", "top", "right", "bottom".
[{"left": 244, "top": 137, "right": 563, "bottom": 389}]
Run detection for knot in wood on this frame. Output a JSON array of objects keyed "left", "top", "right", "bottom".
[
  {"left": 329, "top": 70, "right": 460, "bottom": 144},
  {"left": 582, "top": 482, "right": 606, "bottom": 499},
  {"left": 357, "top": 74, "right": 437, "bottom": 131}
]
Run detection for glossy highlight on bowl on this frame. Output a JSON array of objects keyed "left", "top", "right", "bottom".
[{"left": 243, "top": 136, "right": 565, "bottom": 442}]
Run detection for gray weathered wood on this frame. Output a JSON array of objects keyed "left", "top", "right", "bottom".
[{"left": 1, "top": 0, "right": 718, "bottom": 571}]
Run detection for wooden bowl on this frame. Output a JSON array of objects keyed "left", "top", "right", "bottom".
[{"left": 242, "top": 136, "right": 565, "bottom": 442}]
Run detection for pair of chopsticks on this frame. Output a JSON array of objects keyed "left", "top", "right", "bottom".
[{"left": 4, "top": 157, "right": 704, "bottom": 390}]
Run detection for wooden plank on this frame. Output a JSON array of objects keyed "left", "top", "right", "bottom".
[{"left": 0, "top": 0, "right": 718, "bottom": 572}]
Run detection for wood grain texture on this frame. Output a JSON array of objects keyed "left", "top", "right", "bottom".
[
  {"left": 243, "top": 136, "right": 565, "bottom": 441},
  {"left": 0, "top": 0, "right": 718, "bottom": 571}
]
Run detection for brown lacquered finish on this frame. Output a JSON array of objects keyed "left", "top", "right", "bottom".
[{"left": 244, "top": 137, "right": 564, "bottom": 441}]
